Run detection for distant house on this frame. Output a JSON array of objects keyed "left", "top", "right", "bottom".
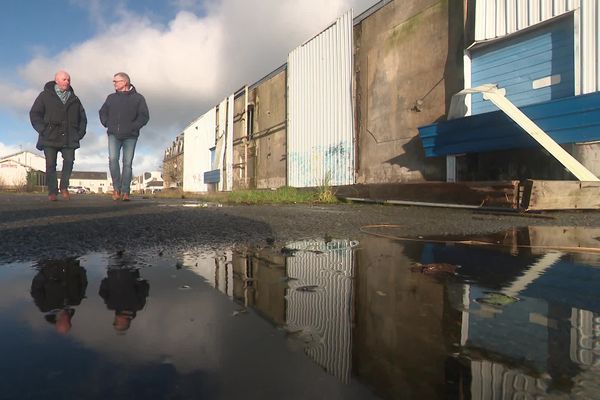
[
  {"left": 131, "top": 171, "right": 164, "bottom": 193},
  {"left": 0, "top": 151, "right": 46, "bottom": 189},
  {"left": 59, "top": 171, "right": 110, "bottom": 193},
  {"left": 163, "top": 134, "right": 184, "bottom": 189},
  {"left": 0, "top": 151, "right": 46, "bottom": 171}
]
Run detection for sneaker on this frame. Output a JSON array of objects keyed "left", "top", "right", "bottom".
[
  {"left": 48, "top": 194, "right": 57, "bottom": 201},
  {"left": 112, "top": 190, "right": 120, "bottom": 201},
  {"left": 60, "top": 189, "right": 70, "bottom": 200},
  {"left": 121, "top": 193, "right": 130, "bottom": 201}
]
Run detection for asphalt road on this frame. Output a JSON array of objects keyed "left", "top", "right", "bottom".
[{"left": 1, "top": 192, "right": 600, "bottom": 263}]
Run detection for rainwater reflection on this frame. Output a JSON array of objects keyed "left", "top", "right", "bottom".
[{"left": 0, "top": 226, "right": 599, "bottom": 399}]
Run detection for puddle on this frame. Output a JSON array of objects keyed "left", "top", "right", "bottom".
[{"left": 1, "top": 227, "right": 600, "bottom": 399}]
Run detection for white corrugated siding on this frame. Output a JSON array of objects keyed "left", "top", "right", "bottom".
[
  {"left": 287, "top": 10, "right": 355, "bottom": 187},
  {"left": 474, "top": 0, "right": 599, "bottom": 94},
  {"left": 285, "top": 239, "right": 358, "bottom": 382},
  {"left": 216, "top": 98, "right": 228, "bottom": 191},
  {"left": 183, "top": 108, "right": 216, "bottom": 193},
  {"left": 226, "top": 94, "right": 234, "bottom": 191},
  {"left": 470, "top": 360, "right": 548, "bottom": 398}
]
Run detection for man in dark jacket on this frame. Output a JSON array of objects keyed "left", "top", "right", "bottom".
[
  {"left": 99, "top": 267, "right": 149, "bottom": 332},
  {"left": 99, "top": 72, "right": 149, "bottom": 201},
  {"left": 30, "top": 70, "right": 87, "bottom": 201},
  {"left": 30, "top": 258, "right": 88, "bottom": 334}
]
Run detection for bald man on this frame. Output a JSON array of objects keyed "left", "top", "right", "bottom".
[{"left": 30, "top": 70, "right": 87, "bottom": 201}]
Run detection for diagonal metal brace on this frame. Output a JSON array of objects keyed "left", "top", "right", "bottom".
[{"left": 459, "top": 84, "right": 599, "bottom": 182}]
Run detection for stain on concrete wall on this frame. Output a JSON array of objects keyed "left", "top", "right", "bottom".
[{"left": 355, "top": 0, "right": 464, "bottom": 183}]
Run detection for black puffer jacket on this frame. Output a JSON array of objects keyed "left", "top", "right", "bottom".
[
  {"left": 29, "top": 81, "right": 87, "bottom": 150},
  {"left": 99, "top": 85, "right": 149, "bottom": 139}
]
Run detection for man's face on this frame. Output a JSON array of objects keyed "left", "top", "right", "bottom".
[
  {"left": 55, "top": 73, "right": 71, "bottom": 92},
  {"left": 113, "top": 76, "right": 128, "bottom": 92}
]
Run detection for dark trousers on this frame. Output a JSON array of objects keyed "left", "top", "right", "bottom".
[{"left": 44, "top": 147, "right": 75, "bottom": 195}]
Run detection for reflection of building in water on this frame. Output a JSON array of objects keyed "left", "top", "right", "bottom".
[
  {"left": 181, "top": 251, "right": 233, "bottom": 297},
  {"left": 353, "top": 236, "right": 461, "bottom": 399},
  {"left": 181, "top": 240, "right": 357, "bottom": 383},
  {"left": 284, "top": 239, "right": 357, "bottom": 383},
  {"left": 431, "top": 231, "right": 600, "bottom": 399},
  {"left": 469, "top": 360, "right": 548, "bottom": 399},
  {"left": 571, "top": 309, "right": 600, "bottom": 366}
]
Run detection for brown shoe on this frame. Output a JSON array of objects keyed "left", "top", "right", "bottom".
[
  {"left": 121, "top": 193, "right": 130, "bottom": 201},
  {"left": 112, "top": 190, "right": 120, "bottom": 201},
  {"left": 48, "top": 194, "right": 57, "bottom": 201},
  {"left": 60, "top": 189, "right": 70, "bottom": 200}
]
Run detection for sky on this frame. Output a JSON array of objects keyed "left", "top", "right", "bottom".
[{"left": 0, "top": 0, "right": 376, "bottom": 177}]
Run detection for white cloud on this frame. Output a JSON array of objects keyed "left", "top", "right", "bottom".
[{"left": 3, "top": 0, "right": 376, "bottom": 176}]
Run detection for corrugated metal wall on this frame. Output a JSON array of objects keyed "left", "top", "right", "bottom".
[
  {"left": 216, "top": 98, "right": 228, "bottom": 191},
  {"left": 287, "top": 10, "right": 355, "bottom": 187},
  {"left": 183, "top": 108, "right": 216, "bottom": 193},
  {"left": 226, "top": 94, "right": 234, "bottom": 191},
  {"left": 473, "top": 0, "right": 599, "bottom": 94},
  {"left": 285, "top": 239, "right": 358, "bottom": 382}
]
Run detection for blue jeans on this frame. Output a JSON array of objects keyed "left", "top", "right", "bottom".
[
  {"left": 108, "top": 135, "right": 137, "bottom": 195},
  {"left": 44, "top": 147, "right": 75, "bottom": 195}
]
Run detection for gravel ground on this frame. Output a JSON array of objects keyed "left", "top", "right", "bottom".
[{"left": 1, "top": 192, "right": 600, "bottom": 263}]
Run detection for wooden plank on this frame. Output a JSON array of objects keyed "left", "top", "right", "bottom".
[
  {"left": 335, "top": 181, "right": 520, "bottom": 208},
  {"left": 526, "top": 226, "right": 600, "bottom": 256},
  {"left": 524, "top": 180, "right": 600, "bottom": 210}
]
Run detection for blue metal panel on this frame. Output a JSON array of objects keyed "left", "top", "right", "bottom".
[
  {"left": 471, "top": 16, "right": 574, "bottom": 114},
  {"left": 203, "top": 169, "right": 220, "bottom": 184},
  {"left": 418, "top": 92, "right": 600, "bottom": 157}
]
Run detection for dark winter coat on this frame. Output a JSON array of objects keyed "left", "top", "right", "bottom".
[
  {"left": 30, "top": 259, "right": 88, "bottom": 313},
  {"left": 99, "top": 85, "right": 149, "bottom": 139},
  {"left": 29, "top": 81, "right": 87, "bottom": 150},
  {"left": 99, "top": 269, "right": 149, "bottom": 314}
]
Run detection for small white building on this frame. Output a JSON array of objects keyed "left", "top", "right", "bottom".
[
  {"left": 131, "top": 171, "right": 164, "bottom": 193},
  {"left": 0, "top": 159, "right": 31, "bottom": 188},
  {"left": 0, "top": 151, "right": 45, "bottom": 189},
  {"left": 59, "top": 171, "right": 110, "bottom": 193}
]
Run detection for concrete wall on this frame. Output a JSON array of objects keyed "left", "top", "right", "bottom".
[
  {"left": 232, "top": 93, "right": 249, "bottom": 189},
  {"left": 251, "top": 69, "right": 287, "bottom": 189},
  {"left": 354, "top": 0, "right": 465, "bottom": 183},
  {"left": 232, "top": 69, "right": 287, "bottom": 190}
]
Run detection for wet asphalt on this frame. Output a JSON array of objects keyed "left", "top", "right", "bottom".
[{"left": 1, "top": 192, "right": 600, "bottom": 263}]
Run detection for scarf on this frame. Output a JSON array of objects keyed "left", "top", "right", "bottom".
[{"left": 54, "top": 84, "right": 71, "bottom": 104}]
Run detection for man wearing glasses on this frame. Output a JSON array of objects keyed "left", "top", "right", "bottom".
[{"left": 99, "top": 72, "right": 149, "bottom": 201}]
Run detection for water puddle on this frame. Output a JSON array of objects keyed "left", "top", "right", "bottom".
[{"left": 1, "top": 226, "right": 600, "bottom": 399}]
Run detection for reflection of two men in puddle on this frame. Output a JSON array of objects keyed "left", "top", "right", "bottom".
[{"left": 30, "top": 255, "right": 149, "bottom": 334}]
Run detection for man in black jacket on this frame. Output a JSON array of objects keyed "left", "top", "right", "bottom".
[
  {"left": 99, "top": 72, "right": 149, "bottom": 201},
  {"left": 30, "top": 70, "right": 87, "bottom": 201}
]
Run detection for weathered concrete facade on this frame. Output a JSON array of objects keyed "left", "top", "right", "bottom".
[
  {"left": 232, "top": 68, "right": 287, "bottom": 190},
  {"left": 354, "top": 0, "right": 465, "bottom": 183},
  {"left": 163, "top": 133, "right": 184, "bottom": 188}
]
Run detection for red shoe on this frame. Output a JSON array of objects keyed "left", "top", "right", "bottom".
[
  {"left": 48, "top": 194, "right": 57, "bottom": 201},
  {"left": 60, "top": 189, "right": 70, "bottom": 200},
  {"left": 112, "top": 190, "right": 120, "bottom": 201},
  {"left": 121, "top": 193, "right": 130, "bottom": 201}
]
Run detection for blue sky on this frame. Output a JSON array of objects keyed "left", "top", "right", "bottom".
[{"left": 0, "top": 0, "right": 374, "bottom": 175}]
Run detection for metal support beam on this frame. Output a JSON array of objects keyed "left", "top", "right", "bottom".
[{"left": 461, "top": 84, "right": 599, "bottom": 182}]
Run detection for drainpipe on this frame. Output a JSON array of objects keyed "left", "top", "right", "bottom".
[{"left": 244, "top": 86, "right": 248, "bottom": 186}]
